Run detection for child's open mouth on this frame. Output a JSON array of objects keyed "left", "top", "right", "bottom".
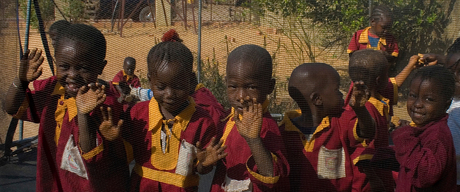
[{"left": 65, "top": 83, "right": 80, "bottom": 93}]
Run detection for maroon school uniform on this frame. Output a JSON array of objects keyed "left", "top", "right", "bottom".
[
  {"left": 347, "top": 27, "right": 399, "bottom": 57},
  {"left": 211, "top": 100, "right": 290, "bottom": 192},
  {"left": 14, "top": 76, "right": 129, "bottom": 192},
  {"left": 392, "top": 116, "right": 456, "bottom": 192},
  {"left": 344, "top": 78, "right": 398, "bottom": 192},
  {"left": 280, "top": 110, "right": 365, "bottom": 192},
  {"left": 191, "top": 83, "right": 226, "bottom": 127},
  {"left": 112, "top": 70, "right": 141, "bottom": 88},
  {"left": 123, "top": 98, "right": 216, "bottom": 192}
]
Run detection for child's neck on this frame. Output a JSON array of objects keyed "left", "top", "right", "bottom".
[
  {"left": 368, "top": 28, "right": 379, "bottom": 38},
  {"left": 160, "top": 101, "right": 189, "bottom": 120},
  {"left": 296, "top": 107, "right": 324, "bottom": 129}
]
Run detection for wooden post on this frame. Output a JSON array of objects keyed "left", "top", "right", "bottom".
[{"left": 147, "top": 0, "right": 156, "bottom": 28}]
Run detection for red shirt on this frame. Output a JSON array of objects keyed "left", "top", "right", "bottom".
[
  {"left": 112, "top": 70, "right": 141, "bottom": 88},
  {"left": 123, "top": 98, "right": 216, "bottom": 192},
  {"left": 211, "top": 104, "right": 290, "bottom": 192},
  {"left": 280, "top": 110, "right": 364, "bottom": 192},
  {"left": 347, "top": 27, "right": 399, "bottom": 58},
  {"left": 15, "top": 76, "right": 129, "bottom": 192},
  {"left": 344, "top": 78, "right": 398, "bottom": 192},
  {"left": 191, "top": 83, "right": 227, "bottom": 127},
  {"left": 392, "top": 115, "right": 456, "bottom": 191}
]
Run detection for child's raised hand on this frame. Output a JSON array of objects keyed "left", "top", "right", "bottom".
[
  {"left": 349, "top": 81, "right": 370, "bottom": 109},
  {"left": 76, "top": 83, "right": 106, "bottom": 114},
  {"left": 235, "top": 97, "right": 263, "bottom": 140},
  {"left": 18, "top": 48, "right": 44, "bottom": 82},
  {"left": 196, "top": 137, "right": 227, "bottom": 167},
  {"left": 99, "top": 107, "right": 123, "bottom": 141}
]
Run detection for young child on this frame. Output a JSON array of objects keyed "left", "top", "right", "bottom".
[
  {"left": 112, "top": 56, "right": 141, "bottom": 102},
  {"left": 115, "top": 41, "right": 226, "bottom": 191},
  {"left": 210, "top": 44, "right": 289, "bottom": 191},
  {"left": 345, "top": 49, "right": 434, "bottom": 192},
  {"left": 48, "top": 20, "right": 71, "bottom": 49},
  {"left": 347, "top": 5, "right": 399, "bottom": 64},
  {"left": 4, "top": 24, "right": 129, "bottom": 191},
  {"left": 279, "top": 63, "right": 376, "bottom": 191},
  {"left": 391, "top": 65, "right": 457, "bottom": 191}
]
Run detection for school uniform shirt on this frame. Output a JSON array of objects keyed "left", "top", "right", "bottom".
[
  {"left": 279, "top": 110, "right": 366, "bottom": 192},
  {"left": 112, "top": 70, "right": 141, "bottom": 88},
  {"left": 13, "top": 76, "right": 129, "bottom": 192},
  {"left": 123, "top": 97, "right": 217, "bottom": 192},
  {"left": 347, "top": 27, "right": 399, "bottom": 57},
  {"left": 392, "top": 115, "right": 456, "bottom": 192},
  {"left": 191, "top": 83, "right": 227, "bottom": 127},
  {"left": 344, "top": 78, "right": 398, "bottom": 192},
  {"left": 447, "top": 98, "right": 460, "bottom": 185},
  {"left": 211, "top": 100, "right": 290, "bottom": 192}
]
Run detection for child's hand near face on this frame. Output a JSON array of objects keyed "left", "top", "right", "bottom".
[
  {"left": 18, "top": 48, "right": 44, "bottom": 83},
  {"left": 99, "top": 107, "right": 123, "bottom": 141},
  {"left": 235, "top": 97, "right": 263, "bottom": 140},
  {"left": 76, "top": 83, "right": 106, "bottom": 114},
  {"left": 196, "top": 137, "right": 227, "bottom": 168},
  {"left": 349, "top": 81, "right": 370, "bottom": 109}
]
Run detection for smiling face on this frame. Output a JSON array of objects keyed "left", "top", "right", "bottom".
[
  {"left": 226, "top": 62, "right": 274, "bottom": 114},
  {"left": 150, "top": 62, "right": 192, "bottom": 116},
  {"left": 407, "top": 77, "right": 450, "bottom": 127},
  {"left": 55, "top": 38, "right": 106, "bottom": 98}
]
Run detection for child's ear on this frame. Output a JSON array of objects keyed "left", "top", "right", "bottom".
[
  {"left": 310, "top": 92, "right": 322, "bottom": 106},
  {"left": 97, "top": 60, "right": 108, "bottom": 75},
  {"left": 147, "top": 73, "right": 151, "bottom": 82}
]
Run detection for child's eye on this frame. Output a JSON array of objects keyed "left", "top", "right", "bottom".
[
  {"left": 227, "top": 85, "right": 236, "bottom": 89},
  {"left": 409, "top": 93, "right": 417, "bottom": 98},
  {"left": 58, "top": 64, "right": 69, "bottom": 70},
  {"left": 425, "top": 97, "right": 435, "bottom": 102},
  {"left": 248, "top": 85, "right": 257, "bottom": 90},
  {"left": 156, "top": 84, "right": 166, "bottom": 90}
]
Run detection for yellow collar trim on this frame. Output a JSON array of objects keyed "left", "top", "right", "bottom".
[
  {"left": 358, "top": 27, "right": 387, "bottom": 48},
  {"left": 410, "top": 121, "right": 417, "bottom": 127},
  {"left": 51, "top": 82, "right": 77, "bottom": 145},
  {"left": 367, "top": 94, "right": 390, "bottom": 119},
  {"left": 195, "top": 83, "right": 205, "bottom": 91},
  {"left": 221, "top": 99, "right": 269, "bottom": 144},
  {"left": 123, "top": 70, "right": 133, "bottom": 81},
  {"left": 279, "top": 111, "right": 330, "bottom": 152},
  {"left": 148, "top": 97, "right": 196, "bottom": 170}
]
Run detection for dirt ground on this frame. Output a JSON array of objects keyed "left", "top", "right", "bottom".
[{"left": 1, "top": 18, "right": 410, "bottom": 142}]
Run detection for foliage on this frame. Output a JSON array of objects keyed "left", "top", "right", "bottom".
[
  {"left": 19, "top": 0, "right": 86, "bottom": 28},
  {"left": 249, "top": 0, "right": 450, "bottom": 55},
  {"left": 19, "top": 0, "right": 55, "bottom": 29}
]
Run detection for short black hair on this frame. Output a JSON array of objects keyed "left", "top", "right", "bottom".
[
  {"left": 447, "top": 37, "right": 460, "bottom": 55},
  {"left": 49, "top": 20, "right": 70, "bottom": 33},
  {"left": 56, "top": 23, "right": 106, "bottom": 63},
  {"left": 371, "top": 5, "right": 392, "bottom": 22},
  {"left": 124, "top": 57, "right": 136, "bottom": 64},
  {"left": 147, "top": 41, "right": 193, "bottom": 76},
  {"left": 412, "top": 65, "right": 456, "bottom": 101},
  {"left": 348, "top": 49, "right": 388, "bottom": 86},
  {"left": 227, "top": 44, "right": 272, "bottom": 80}
]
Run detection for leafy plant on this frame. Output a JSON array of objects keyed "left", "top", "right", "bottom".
[{"left": 19, "top": 0, "right": 55, "bottom": 29}]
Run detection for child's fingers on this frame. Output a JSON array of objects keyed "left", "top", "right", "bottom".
[
  {"left": 33, "top": 67, "right": 43, "bottom": 79},
  {"left": 28, "top": 48, "right": 37, "bottom": 60},
  {"left": 195, "top": 141, "right": 202, "bottom": 149},
  {"left": 218, "top": 152, "right": 228, "bottom": 159},
  {"left": 100, "top": 106, "right": 107, "bottom": 121},
  {"left": 22, "top": 49, "right": 30, "bottom": 60},
  {"left": 116, "top": 119, "right": 123, "bottom": 129},
  {"left": 106, "top": 107, "right": 113, "bottom": 121},
  {"left": 216, "top": 145, "right": 227, "bottom": 154},
  {"left": 212, "top": 138, "right": 224, "bottom": 149},
  {"left": 78, "top": 85, "right": 88, "bottom": 95},
  {"left": 33, "top": 49, "right": 42, "bottom": 62},
  {"left": 96, "top": 94, "right": 107, "bottom": 106}
]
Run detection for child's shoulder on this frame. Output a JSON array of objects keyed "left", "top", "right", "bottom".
[{"left": 33, "top": 76, "right": 58, "bottom": 92}]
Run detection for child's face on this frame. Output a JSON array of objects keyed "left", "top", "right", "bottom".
[
  {"left": 123, "top": 60, "right": 136, "bottom": 76},
  {"left": 150, "top": 62, "right": 192, "bottom": 115},
  {"left": 226, "top": 63, "right": 273, "bottom": 114},
  {"left": 371, "top": 16, "right": 392, "bottom": 38},
  {"left": 55, "top": 38, "right": 106, "bottom": 98},
  {"left": 446, "top": 53, "right": 460, "bottom": 97},
  {"left": 320, "top": 71, "right": 344, "bottom": 117},
  {"left": 407, "top": 77, "right": 449, "bottom": 127}
]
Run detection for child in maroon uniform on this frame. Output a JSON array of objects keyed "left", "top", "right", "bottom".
[
  {"left": 4, "top": 24, "right": 128, "bottom": 192},
  {"left": 211, "top": 44, "right": 290, "bottom": 192},
  {"left": 103, "top": 41, "right": 227, "bottom": 191},
  {"left": 279, "top": 63, "right": 376, "bottom": 191},
  {"left": 112, "top": 56, "right": 141, "bottom": 101},
  {"left": 347, "top": 5, "right": 399, "bottom": 65}
]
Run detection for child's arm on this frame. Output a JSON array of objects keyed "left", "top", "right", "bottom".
[
  {"left": 195, "top": 137, "right": 227, "bottom": 174},
  {"left": 349, "top": 81, "right": 375, "bottom": 139},
  {"left": 236, "top": 97, "right": 274, "bottom": 177},
  {"left": 394, "top": 55, "right": 437, "bottom": 87},
  {"left": 76, "top": 83, "right": 106, "bottom": 153},
  {"left": 5, "top": 49, "right": 44, "bottom": 115}
]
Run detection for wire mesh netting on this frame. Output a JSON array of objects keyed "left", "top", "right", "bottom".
[{"left": 1, "top": 0, "right": 460, "bottom": 191}]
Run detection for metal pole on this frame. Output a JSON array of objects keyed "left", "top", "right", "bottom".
[
  {"left": 197, "top": 0, "right": 202, "bottom": 83},
  {"left": 111, "top": 0, "right": 119, "bottom": 32}
]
